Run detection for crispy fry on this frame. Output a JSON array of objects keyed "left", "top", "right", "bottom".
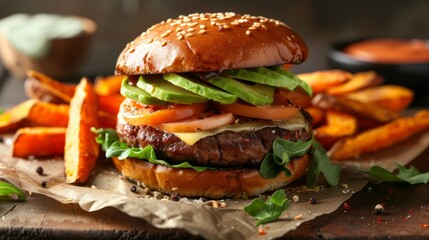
[
  {"left": 315, "top": 111, "right": 357, "bottom": 149},
  {"left": 26, "top": 70, "right": 76, "bottom": 103},
  {"left": 64, "top": 78, "right": 99, "bottom": 184},
  {"left": 329, "top": 110, "right": 429, "bottom": 160},
  {"left": 97, "top": 93, "right": 124, "bottom": 114},
  {"left": 298, "top": 70, "right": 352, "bottom": 94},
  {"left": 98, "top": 111, "right": 117, "bottom": 129},
  {"left": 0, "top": 100, "right": 36, "bottom": 133},
  {"left": 346, "top": 85, "right": 414, "bottom": 112},
  {"left": 12, "top": 127, "right": 66, "bottom": 158},
  {"left": 312, "top": 93, "right": 399, "bottom": 124},
  {"left": 304, "top": 106, "right": 325, "bottom": 127},
  {"left": 27, "top": 101, "right": 70, "bottom": 127},
  {"left": 326, "top": 71, "right": 383, "bottom": 96},
  {"left": 94, "top": 75, "right": 125, "bottom": 96},
  {"left": 276, "top": 88, "right": 311, "bottom": 107}
]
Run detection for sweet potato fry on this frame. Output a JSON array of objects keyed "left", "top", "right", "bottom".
[
  {"left": 98, "top": 111, "right": 117, "bottom": 129},
  {"left": 346, "top": 85, "right": 414, "bottom": 112},
  {"left": 65, "top": 78, "right": 99, "bottom": 184},
  {"left": 312, "top": 93, "right": 399, "bottom": 125},
  {"left": 304, "top": 106, "right": 325, "bottom": 127},
  {"left": 26, "top": 70, "right": 76, "bottom": 103},
  {"left": 315, "top": 111, "right": 357, "bottom": 149},
  {"left": 97, "top": 93, "right": 124, "bottom": 114},
  {"left": 298, "top": 70, "right": 352, "bottom": 94},
  {"left": 329, "top": 110, "right": 429, "bottom": 160},
  {"left": 27, "top": 101, "right": 70, "bottom": 127},
  {"left": 12, "top": 127, "right": 66, "bottom": 158},
  {"left": 0, "top": 99, "right": 36, "bottom": 133},
  {"left": 94, "top": 75, "right": 125, "bottom": 96},
  {"left": 326, "top": 71, "right": 383, "bottom": 96}
]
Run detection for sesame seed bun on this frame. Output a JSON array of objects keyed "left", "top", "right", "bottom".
[
  {"left": 115, "top": 12, "right": 308, "bottom": 75},
  {"left": 112, "top": 154, "right": 309, "bottom": 199}
]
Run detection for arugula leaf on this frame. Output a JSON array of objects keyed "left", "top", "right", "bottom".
[
  {"left": 244, "top": 189, "right": 289, "bottom": 226},
  {"left": 368, "top": 163, "right": 429, "bottom": 185},
  {"left": 0, "top": 181, "right": 26, "bottom": 201},
  {"left": 93, "top": 128, "right": 209, "bottom": 172},
  {"left": 259, "top": 138, "right": 312, "bottom": 178},
  {"left": 259, "top": 137, "right": 340, "bottom": 187},
  {"left": 306, "top": 140, "right": 341, "bottom": 187}
]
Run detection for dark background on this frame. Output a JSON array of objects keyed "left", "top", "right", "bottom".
[{"left": 1, "top": 0, "right": 428, "bottom": 77}]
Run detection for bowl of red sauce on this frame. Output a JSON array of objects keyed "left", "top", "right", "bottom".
[{"left": 328, "top": 37, "right": 429, "bottom": 103}]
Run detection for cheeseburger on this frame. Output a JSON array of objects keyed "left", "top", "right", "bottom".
[{"left": 104, "top": 12, "right": 315, "bottom": 199}]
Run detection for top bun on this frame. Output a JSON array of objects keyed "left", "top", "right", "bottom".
[{"left": 116, "top": 12, "right": 308, "bottom": 75}]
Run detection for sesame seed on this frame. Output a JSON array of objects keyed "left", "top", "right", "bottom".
[
  {"left": 161, "top": 30, "right": 172, "bottom": 38},
  {"left": 231, "top": 21, "right": 239, "bottom": 26},
  {"left": 177, "top": 35, "right": 184, "bottom": 40},
  {"left": 246, "top": 30, "right": 251, "bottom": 35},
  {"left": 145, "top": 39, "right": 153, "bottom": 44},
  {"left": 199, "top": 29, "right": 207, "bottom": 34},
  {"left": 161, "top": 41, "right": 167, "bottom": 46},
  {"left": 180, "top": 23, "right": 187, "bottom": 27},
  {"left": 261, "top": 24, "right": 268, "bottom": 30},
  {"left": 287, "top": 36, "right": 291, "bottom": 41},
  {"left": 199, "top": 24, "right": 206, "bottom": 29},
  {"left": 211, "top": 21, "right": 217, "bottom": 26},
  {"left": 294, "top": 214, "right": 303, "bottom": 220},
  {"left": 192, "top": 16, "right": 199, "bottom": 20},
  {"left": 187, "top": 22, "right": 198, "bottom": 27},
  {"left": 166, "top": 18, "right": 172, "bottom": 23},
  {"left": 200, "top": 17, "right": 209, "bottom": 21},
  {"left": 223, "top": 24, "right": 230, "bottom": 29},
  {"left": 248, "top": 26, "right": 257, "bottom": 30},
  {"left": 183, "top": 17, "right": 191, "bottom": 22},
  {"left": 187, "top": 28, "right": 195, "bottom": 32},
  {"left": 176, "top": 20, "right": 183, "bottom": 24},
  {"left": 185, "top": 33, "right": 194, "bottom": 37},
  {"left": 176, "top": 28, "right": 182, "bottom": 32}
]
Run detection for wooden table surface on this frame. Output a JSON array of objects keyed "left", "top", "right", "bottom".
[{"left": 1, "top": 72, "right": 429, "bottom": 239}]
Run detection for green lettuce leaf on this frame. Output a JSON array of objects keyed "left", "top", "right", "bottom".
[
  {"left": 368, "top": 163, "right": 429, "bottom": 185},
  {"left": 93, "top": 128, "right": 209, "bottom": 172},
  {"left": 244, "top": 189, "right": 289, "bottom": 226},
  {"left": 0, "top": 181, "right": 26, "bottom": 201}
]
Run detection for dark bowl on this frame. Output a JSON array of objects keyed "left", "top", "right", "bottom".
[{"left": 328, "top": 37, "right": 429, "bottom": 104}]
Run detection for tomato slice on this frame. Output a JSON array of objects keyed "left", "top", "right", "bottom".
[
  {"left": 274, "top": 88, "right": 311, "bottom": 107},
  {"left": 159, "top": 113, "right": 235, "bottom": 132},
  {"left": 216, "top": 102, "right": 300, "bottom": 120},
  {"left": 121, "top": 99, "right": 208, "bottom": 126}
]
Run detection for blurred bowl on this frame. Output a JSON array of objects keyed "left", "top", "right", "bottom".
[
  {"left": 328, "top": 37, "right": 429, "bottom": 103},
  {"left": 0, "top": 14, "right": 96, "bottom": 80}
]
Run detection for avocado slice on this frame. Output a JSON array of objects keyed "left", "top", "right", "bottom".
[
  {"left": 207, "top": 76, "right": 274, "bottom": 106},
  {"left": 163, "top": 73, "right": 237, "bottom": 104},
  {"left": 136, "top": 75, "right": 209, "bottom": 104},
  {"left": 271, "top": 66, "right": 313, "bottom": 96},
  {"left": 120, "top": 78, "right": 169, "bottom": 105},
  {"left": 224, "top": 68, "right": 296, "bottom": 90}
]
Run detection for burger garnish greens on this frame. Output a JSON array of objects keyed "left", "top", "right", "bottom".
[{"left": 95, "top": 12, "right": 341, "bottom": 199}]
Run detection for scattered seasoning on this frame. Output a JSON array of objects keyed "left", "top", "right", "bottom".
[
  {"left": 341, "top": 184, "right": 349, "bottom": 189},
  {"left": 343, "top": 202, "right": 351, "bottom": 210},
  {"left": 144, "top": 187, "right": 152, "bottom": 195},
  {"left": 36, "top": 166, "right": 44, "bottom": 175},
  {"left": 40, "top": 180, "right": 47, "bottom": 188},
  {"left": 170, "top": 192, "right": 180, "bottom": 201},
  {"left": 130, "top": 185, "right": 137, "bottom": 193},
  {"left": 211, "top": 200, "right": 220, "bottom": 208},
  {"left": 258, "top": 226, "right": 267, "bottom": 235},
  {"left": 309, "top": 197, "right": 317, "bottom": 204},
  {"left": 154, "top": 192, "right": 163, "bottom": 199},
  {"left": 374, "top": 204, "right": 384, "bottom": 215},
  {"left": 294, "top": 214, "right": 302, "bottom": 220},
  {"left": 292, "top": 195, "right": 299, "bottom": 203},
  {"left": 219, "top": 201, "right": 227, "bottom": 208},
  {"left": 376, "top": 216, "right": 384, "bottom": 224}
]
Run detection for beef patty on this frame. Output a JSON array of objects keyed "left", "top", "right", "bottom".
[{"left": 117, "top": 112, "right": 312, "bottom": 168}]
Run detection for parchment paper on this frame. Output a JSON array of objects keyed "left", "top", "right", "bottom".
[{"left": 1, "top": 129, "right": 428, "bottom": 240}]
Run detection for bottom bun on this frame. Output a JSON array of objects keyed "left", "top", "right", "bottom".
[{"left": 112, "top": 155, "right": 309, "bottom": 199}]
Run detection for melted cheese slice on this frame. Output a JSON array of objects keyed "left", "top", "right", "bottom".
[{"left": 172, "top": 112, "right": 309, "bottom": 145}]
